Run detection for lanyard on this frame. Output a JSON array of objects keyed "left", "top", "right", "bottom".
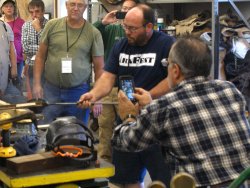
[{"left": 66, "top": 18, "right": 85, "bottom": 53}]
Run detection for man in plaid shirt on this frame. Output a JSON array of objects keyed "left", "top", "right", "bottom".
[
  {"left": 112, "top": 36, "right": 250, "bottom": 188},
  {"left": 21, "top": 0, "right": 48, "bottom": 99}
]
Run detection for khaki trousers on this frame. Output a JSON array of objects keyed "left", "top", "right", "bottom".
[{"left": 98, "top": 87, "right": 118, "bottom": 162}]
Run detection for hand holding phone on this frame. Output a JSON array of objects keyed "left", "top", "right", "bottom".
[
  {"left": 119, "top": 75, "right": 137, "bottom": 104},
  {"left": 116, "top": 11, "right": 127, "bottom": 19}
]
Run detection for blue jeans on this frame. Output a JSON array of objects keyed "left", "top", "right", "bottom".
[
  {"left": 1, "top": 82, "right": 26, "bottom": 104},
  {"left": 110, "top": 144, "right": 171, "bottom": 186},
  {"left": 28, "top": 65, "right": 34, "bottom": 90},
  {"left": 17, "top": 61, "right": 24, "bottom": 80},
  {"left": 39, "top": 81, "right": 90, "bottom": 126},
  {"left": 28, "top": 65, "right": 45, "bottom": 93}
]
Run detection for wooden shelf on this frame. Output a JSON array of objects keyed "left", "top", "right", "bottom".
[{"left": 145, "top": 0, "right": 250, "bottom": 79}]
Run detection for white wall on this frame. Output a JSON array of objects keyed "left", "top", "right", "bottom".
[{"left": 43, "top": 0, "right": 54, "bottom": 17}]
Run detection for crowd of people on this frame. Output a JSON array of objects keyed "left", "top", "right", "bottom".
[
  {"left": 0, "top": 0, "right": 250, "bottom": 188},
  {"left": 0, "top": 0, "right": 47, "bottom": 103}
]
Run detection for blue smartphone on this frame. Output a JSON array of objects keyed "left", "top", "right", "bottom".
[
  {"left": 116, "top": 11, "right": 127, "bottom": 19},
  {"left": 119, "top": 75, "right": 137, "bottom": 103}
]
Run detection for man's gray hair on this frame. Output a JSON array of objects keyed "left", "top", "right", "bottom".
[
  {"left": 66, "top": 0, "right": 88, "bottom": 3},
  {"left": 169, "top": 36, "right": 212, "bottom": 78}
]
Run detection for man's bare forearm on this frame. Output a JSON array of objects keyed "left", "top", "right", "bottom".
[
  {"left": 9, "top": 42, "right": 17, "bottom": 76},
  {"left": 149, "top": 78, "right": 170, "bottom": 99},
  {"left": 91, "top": 71, "right": 115, "bottom": 101},
  {"left": 33, "top": 43, "right": 47, "bottom": 86}
]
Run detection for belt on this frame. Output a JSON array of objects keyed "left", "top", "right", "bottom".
[
  {"left": 46, "top": 80, "right": 88, "bottom": 89},
  {"left": 59, "top": 83, "right": 88, "bottom": 89}
]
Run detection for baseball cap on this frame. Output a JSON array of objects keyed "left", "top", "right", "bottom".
[{"left": 1, "top": 0, "right": 15, "bottom": 7}]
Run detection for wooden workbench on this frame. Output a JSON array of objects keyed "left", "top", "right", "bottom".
[
  {"left": 0, "top": 159, "right": 115, "bottom": 187},
  {"left": 0, "top": 100, "right": 114, "bottom": 187}
]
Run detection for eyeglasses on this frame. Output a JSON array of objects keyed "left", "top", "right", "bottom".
[
  {"left": 68, "top": 2, "right": 85, "bottom": 9},
  {"left": 161, "top": 58, "right": 170, "bottom": 67},
  {"left": 162, "top": 58, "right": 182, "bottom": 71},
  {"left": 122, "top": 23, "right": 145, "bottom": 33}
]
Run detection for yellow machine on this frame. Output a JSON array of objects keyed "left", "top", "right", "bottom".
[
  {"left": 0, "top": 108, "right": 36, "bottom": 159},
  {"left": 0, "top": 106, "right": 115, "bottom": 188},
  {"left": 0, "top": 112, "right": 16, "bottom": 158}
]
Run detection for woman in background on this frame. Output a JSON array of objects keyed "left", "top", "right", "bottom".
[{"left": 1, "top": 0, "right": 25, "bottom": 82}]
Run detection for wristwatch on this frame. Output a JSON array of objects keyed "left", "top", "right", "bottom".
[{"left": 123, "top": 114, "right": 136, "bottom": 124}]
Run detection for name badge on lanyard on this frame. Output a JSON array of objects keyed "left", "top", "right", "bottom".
[{"left": 61, "top": 57, "right": 72, "bottom": 73}]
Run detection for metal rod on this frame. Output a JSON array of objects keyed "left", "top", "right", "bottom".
[
  {"left": 0, "top": 102, "right": 38, "bottom": 110},
  {"left": 228, "top": 0, "right": 250, "bottom": 29},
  {"left": 212, "top": 0, "right": 220, "bottom": 79},
  {"left": 92, "top": 101, "right": 118, "bottom": 105},
  {"left": 48, "top": 101, "right": 118, "bottom": 105},
  {"left": 0, "top": 101, "right": 118, "bottom": 110}
]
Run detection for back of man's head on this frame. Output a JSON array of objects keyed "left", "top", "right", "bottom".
[
  {"left": 28, "top": 0, "right": 45, "bottom": 12},
  {"left": 170, "top": 36, "right": 212, "bottom": 78}
]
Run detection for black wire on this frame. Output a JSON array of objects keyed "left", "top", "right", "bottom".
[{"left": 66, "top": 18, "right": 85, "bottom": 53}]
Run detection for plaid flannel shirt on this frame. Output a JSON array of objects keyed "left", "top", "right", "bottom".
[
  {"left": 21, "top": 18, "right": 48, "bottom": 65},
  {"left": 112, "top": 76, "right": 250, "bottom": 187}
]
